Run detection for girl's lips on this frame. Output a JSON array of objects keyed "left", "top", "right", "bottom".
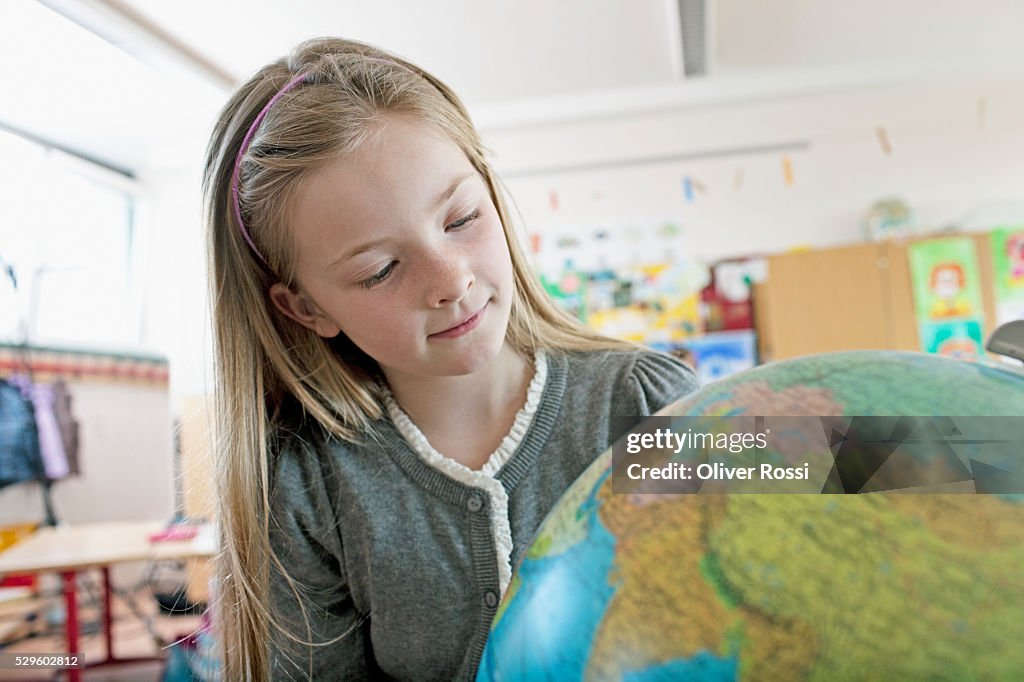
[{"left": 430, "top": 302, "right": 488, "bottom": 339}]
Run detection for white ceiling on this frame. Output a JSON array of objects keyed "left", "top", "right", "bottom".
[
  {"left": 1, "top": 0, "right": 1022, "bottom": 174},
  {"left": 112, "top": 0, "right": 682, "bottom": 103}
]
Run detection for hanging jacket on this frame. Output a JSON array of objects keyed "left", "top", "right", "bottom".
[{"left": 0, "top": 378, "right": 45, "bottom": 488}]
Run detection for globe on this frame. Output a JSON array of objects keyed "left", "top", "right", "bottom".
[{"left": 478, "top": 351, "right": 1024, "bottom": 681}]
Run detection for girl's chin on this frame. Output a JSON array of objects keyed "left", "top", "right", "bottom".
[
  {"left": 380, "top": 338, "right": 507, "bottom": 381},
  {"left": 438, "top": 341, "right": 508, "bottom": 377}
]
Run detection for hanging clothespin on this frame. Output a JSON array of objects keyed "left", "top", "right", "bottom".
[
  {"left": 876, "top": 127, "right": 892, "bottom": 156},
  {"left": 782, "top": 157, "right": 794, "bottom": 186}
]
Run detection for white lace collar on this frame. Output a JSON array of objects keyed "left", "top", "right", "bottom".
[{"left": 381, "top": 349, "right": 548, "bottom": 595}]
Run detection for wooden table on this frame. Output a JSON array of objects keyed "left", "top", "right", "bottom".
[{"left": 0, "top": 521, "right": 216, "bottom": 681}]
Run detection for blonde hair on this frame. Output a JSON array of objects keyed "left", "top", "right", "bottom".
[{"left": 203, "top": 37, "right": 631, "bottom": 680}]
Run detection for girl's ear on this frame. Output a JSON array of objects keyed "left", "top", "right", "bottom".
[{"left": 268, "top": 283, "right": 342, "bottom": 338}]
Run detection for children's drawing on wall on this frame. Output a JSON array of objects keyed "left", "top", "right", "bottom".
[
  {"left": 990, "top": 227, "right": 1024, "bottom": 325},
  {"left": 586, "top": 261, "right": 704, "bottom": 346},
  {"left": 531, "top": 217, "right": 708, "bottom": 347},
  {"left": 920, "top": 320, "right": 985, "bottom": 358},
  {"left": 908, "top": 238, "right": 986, "bottom": 358},
  {"left": 682, "top": 329, "right": 758, "bottom": 385},
  {"left": 1007, "top": 232, "right": 1024, "bottom": 281},
  {"left": 699, "top": 258, "right": 766, "bottom": 332},
  {"left": 928, "top": 262, "right": 972, "bottom": 318},
  {"left": 531, "top": 210, "right": 765, "bottom": 383},
  {"left": 678, "top": 257, "right": 765, "bottom": 383}
]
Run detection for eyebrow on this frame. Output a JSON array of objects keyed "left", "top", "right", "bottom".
[
  {"left": 435, "top": 172, "right": 475, "bottom": 207},
  {"left": 330, "top": 237, "right": 391, "bottom": 269},
  {"left": 328, "top": 172, "right": 477, "bottom": 269}
]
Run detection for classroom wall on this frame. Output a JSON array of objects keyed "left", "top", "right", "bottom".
[
  {"left": 139, "top": 73, "right": 1024, "bottom": 409},
  {"left": 484, "top": 76, "right": 1024, "bottom": 262},
  {"left": 118, "top": 69, "right": 1024, "bottom": 544},
  {"left": 0, "top": 380, "right": 174, "bottom": 526}
]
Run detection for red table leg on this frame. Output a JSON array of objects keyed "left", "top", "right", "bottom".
[
  {"left": 102, "top": 567, "right": 114, "bottom": 661},
  {"left": 58, "top": 565, "right": 164, "bottom": 677},
  {"left": 61, "top": 570, "right": 81, "bottom": 682},
  {"left": 87, "top": 566, "right": 164, "bottom": 672}
]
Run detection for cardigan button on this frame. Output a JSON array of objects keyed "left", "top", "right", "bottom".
[
  {"left": 467, "top": 494, "right": 483, "bottom": 513},
  {"left": 483, "top": 591, "right": 499, "bottom": 608}
]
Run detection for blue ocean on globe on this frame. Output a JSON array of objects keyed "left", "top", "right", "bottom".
[{"left": 480, "top": 471, "right": 739, "bottom": 681}]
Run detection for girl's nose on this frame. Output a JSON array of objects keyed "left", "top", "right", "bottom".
[{"left": 425, "top": 252, "right": 474, "bottom": 308}]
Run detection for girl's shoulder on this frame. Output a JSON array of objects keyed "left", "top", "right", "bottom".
[
  {"left": 269, "top": 418, "right": 373, "bottom": 490},
  {"left": 551, "top": 346, "right": 700, "bottom": 416},
  {"left": 555, "top": 346, "right": 696, "bottom": 382}
]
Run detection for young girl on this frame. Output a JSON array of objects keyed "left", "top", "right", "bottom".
[{"left": 203, "top": 37, "right": 698, "bottom": 680}]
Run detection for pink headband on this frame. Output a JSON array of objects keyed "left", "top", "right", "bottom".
[
  {"left": 230, "top": 72, "right": 309, "bottom": 271},
  {"left": 230, "top": 58, "right": 418, "bottom": 271}
]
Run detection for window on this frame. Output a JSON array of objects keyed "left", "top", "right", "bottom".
[{"left": 0, "top": 128, "right": 141, "bottom": 350}]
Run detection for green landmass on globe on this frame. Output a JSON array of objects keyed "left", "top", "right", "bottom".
[{"left": 478, "top": 351, "right": 1024, "bottom": 681}]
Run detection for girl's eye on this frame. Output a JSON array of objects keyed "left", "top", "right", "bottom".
[
  {"left": 445, "top": 209, "right": 481, "bottom": 232},
  {"left": 360, "top": 261, "right": 396, "bottom": 289}
]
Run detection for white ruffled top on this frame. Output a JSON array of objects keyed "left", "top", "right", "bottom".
[{"left": 382, "top": 349, "right": 548, "bottom": 597}]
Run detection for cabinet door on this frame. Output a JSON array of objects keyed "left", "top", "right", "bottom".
[{"left": 759, "top": 243, "right": 890, "bottom": 360}]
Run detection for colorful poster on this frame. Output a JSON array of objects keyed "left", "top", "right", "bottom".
[
  {"left": 700, "top": 258, "right": 767, "bottom": 332},
  {"left": 920, "top": 320, "right": 985, "bottom": 359},
  {"left": 990, "top": 227, "right": 1024, "bottom": 322},
  {"left": 585, "top": 265, "right": 704, "bottom": 345},
  {"left": 908, "top": 238, "right": 984, "bottom": 322},
  {"left": 532, "top": 216, "right": 709, "bottom": 347},
  {"left": 908, "top": 238, "right": 987, "bottom": 358},
  {"left": 680, "top": 330, "right": 758, "bottom": 385},
  {"left": 540, "top": 266, "right": 586, "bottom": 322}
]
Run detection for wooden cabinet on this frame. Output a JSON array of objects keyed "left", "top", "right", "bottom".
[{"left": 753, "top": 234, "right": 996, "bottom": 361}]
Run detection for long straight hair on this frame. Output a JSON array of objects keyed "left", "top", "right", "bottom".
[{"left": 203, "top": 37, "right": 632, "bottom": 680}]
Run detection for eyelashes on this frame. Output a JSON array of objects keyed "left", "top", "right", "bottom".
[
  {"left": 446, "top": 209, "right": 480, "bottom": 232},
  {"left": 360, "top": 260, "right": 396, "bottom": 289},
  {"left": 358, "top": 209, "right": 482, "bottom": 289}
]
